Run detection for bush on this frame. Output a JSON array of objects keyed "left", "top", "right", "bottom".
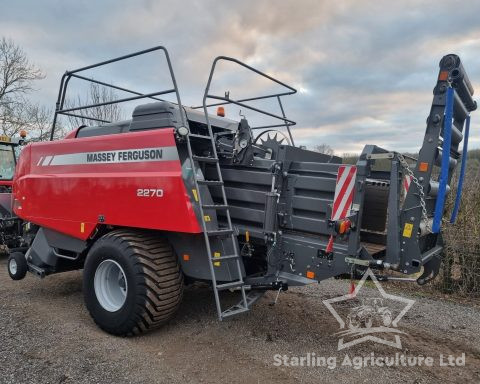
[{"left": 440, "top": 152, "right": 480, "bottom": 296}]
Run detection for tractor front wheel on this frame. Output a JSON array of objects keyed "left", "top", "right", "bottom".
[
  {"left": 8, "top": 252, "right": 28, "bottom": 281},
  {"left": 83, "top": 229, "right": 183, "bottom": 336}
]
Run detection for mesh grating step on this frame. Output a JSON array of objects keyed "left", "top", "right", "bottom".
[
  {"left": 188, "top": 133, "right": 211, "bottom": 139},
  {"left": 221, "top": 306, "right": 249, "bottom": 318},
  {"left": 192, "top": 155, "right": 218, "bottom": 163},
  {"left": 202, "top": 204, "right": 228, "bottom": 209},
  {"left": 210, "top": 254, "right": 239, "bottom": 261},
  {"left": 197, "top": 179, "right": 223, "bottom": 186},
  {"left": 207, "top": 229, "right": 233, "bottom": 237}
]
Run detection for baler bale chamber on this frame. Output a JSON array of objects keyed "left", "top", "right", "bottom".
[{"left": 8, "top": 47, "right": 475, "bottom": 335}]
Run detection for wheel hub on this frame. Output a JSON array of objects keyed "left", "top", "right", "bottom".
[
  {"left": 94, "top": 259, "right": 128, "bottom": 312},
  {"left": 9, "top": 259, "right": 17, "bottom": 275}
]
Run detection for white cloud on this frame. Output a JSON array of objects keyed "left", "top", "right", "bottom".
[{"left": 1, "top": 0, "right": 479, "bottom": 152}]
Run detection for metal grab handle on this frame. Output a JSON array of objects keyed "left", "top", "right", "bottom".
[
  {"left": 450, "top": 115, "right": 471, "bottom": 223},
  {"left": 432, "top": 87, "right": 454, "bottom": 233}
]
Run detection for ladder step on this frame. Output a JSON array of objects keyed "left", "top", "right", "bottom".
[
  {"left": 192, "top": 155, "right": 218, "bottom": 163},
  {"left": 207, "top": 229, "right": 233, "bottom": 237},
  {"left": 211, "top": 254, "right": 239, "bottom": 261},
  {"left": 188, "top": 133, "right": 212, "bottom": 140},
  {"left": 245, "top": 290, "right": 265, "bottom": 307},
  {"left": 219, "top": 291, "right": 264, "bottom": 319},
  {"left": 202, "top": 204, "right": 228, "bottom": 209},
  {"left": 216, "top": 281, "right": 244, "bottom": 291},
  {"left": 221, "top": 306, "right": 249, "bottom": 318},
  {"left": 197, "top": 180, "right": 223, "bottom": 186}
]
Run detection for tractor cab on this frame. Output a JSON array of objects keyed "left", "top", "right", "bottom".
[
  {"left": 0, "top": 135, "right": 21, "bottom": 190},
  {"left": 0, "top": 131, "right": 29, "bottom": 254}
]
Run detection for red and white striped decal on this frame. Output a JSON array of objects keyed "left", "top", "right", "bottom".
[
  {"left": 331, "top": 165, "right": 357, "bottom": 221},
  {"left": 403, "top": 175, "right": 412, "bottom": 196}
]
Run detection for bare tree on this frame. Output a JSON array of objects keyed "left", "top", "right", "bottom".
[
  {"left": 0, "top": 37, "right": 59, "bottom": 141},
  {"left": 0, "top": 98, "right": 64, "bottom": 141},
  {"left": 0, "top": 37, "right": 45, "bottom": 138},
  {"left": 314, "top": 143, "right": 334, "bottom": 156},
  {"left": 64, "top": 83, "right": 124, "bottom": 129},
  {"left": 0, "top": 37, "right": 123, "bottom": 142},
  {"left": 342, "top": 153, "right": 359, "bottom": 164},
  {"left": 25, "top": 104, "right": 60, "bottom": 141},
  {"left": 0, "top": 38, "right": 43, "bottom": 102}
]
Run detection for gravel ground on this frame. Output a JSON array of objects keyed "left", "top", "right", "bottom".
[{"left": 1, "top": 256, "right": 479, "bottom": 384}]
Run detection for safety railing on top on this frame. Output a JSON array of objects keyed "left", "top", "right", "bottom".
[
  {"left": 49, "top": 46, "right": 186, "bottom": 140},
  {"left": 192, "top": 56, "right": 297, "bottom": 146}
]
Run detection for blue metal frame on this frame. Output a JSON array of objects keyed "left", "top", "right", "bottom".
[
  {"left": 432, "top": 86, "right": 454, "bottom": 233},
  {"left": 450, "top": 115, "right": 470, "bottom": 223}
]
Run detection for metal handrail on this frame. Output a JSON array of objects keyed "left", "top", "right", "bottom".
[
  {"left": 199, "top": 56, "right": 297, "bottom": 146},
  {"left": 59, "top": 89, "right": 175, "bottom": 114},
  {"left": 49, "top": 46, "right": 185, "bottom": 140},
  {"left": 69, "top": 73, "right": 167, "bottom": 103},
  {"left": 191, "top": 90, "right": 294, "bottom": 109}
]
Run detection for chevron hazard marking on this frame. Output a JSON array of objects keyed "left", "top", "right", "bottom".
[
  {"left": 403, "top": 175, "right": 412, "bottom": 196},
  {"left": 331, "top": 165, "right": 357, "bottom": 221}
]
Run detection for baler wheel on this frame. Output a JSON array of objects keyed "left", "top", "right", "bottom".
[
  {"left": 83, "top": 229, "right": 183, "bottom": 336},
  {"left": 7, "top": 252, "right": 28, "bottom": 281}
]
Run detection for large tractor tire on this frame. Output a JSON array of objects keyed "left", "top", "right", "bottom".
[{"left": 83, "top": 229, "right": 183, "bottom": 336}]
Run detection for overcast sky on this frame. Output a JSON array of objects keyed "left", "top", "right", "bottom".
[{"left": 2, "top": 0, "right": 480, "bottom": 154}]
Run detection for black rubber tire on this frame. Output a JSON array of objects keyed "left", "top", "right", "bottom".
[
  {"left": 83, "top": 229, "right": 183, "bottom": 336},
  {"left": 7, "top": 252, "right": 28, "bottom": 281}
]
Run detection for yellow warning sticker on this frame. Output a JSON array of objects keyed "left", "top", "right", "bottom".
[
  {"left": 403, "top": 223, "right": 413, "bottom": 238},
  {"left": 213, "top": 252, "right": 221, "bottom": 267},
  {"left": 192, "top": 189, "right": 198, "bottom": 202},
  {"left": 80, "top": 222, "right": 85, "bottom": 233},
  {"left": 204, "top": 215, "right": 211, "bottom": 222}
]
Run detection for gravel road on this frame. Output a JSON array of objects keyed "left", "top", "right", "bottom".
[{"left": 1, "top": 256, "right": 479, "bottom": 384}]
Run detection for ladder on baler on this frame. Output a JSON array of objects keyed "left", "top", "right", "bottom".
[
  {"left": 184, "top": 127, "right": 250, "bottom": 320},
  {"left": 186, "top": 56, "right": 297, "bottom": 320}
]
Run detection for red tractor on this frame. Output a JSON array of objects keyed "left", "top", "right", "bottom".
[
  {"left": 7, "top": 47, "right": 475, "bottom": 336},
  {"left": 0, "top": 131, "right": 32, "bottom": 256}
]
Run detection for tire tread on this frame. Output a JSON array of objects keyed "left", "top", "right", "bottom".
[{"left": 84, "top": 229, "right": 183, "bottom": 336}]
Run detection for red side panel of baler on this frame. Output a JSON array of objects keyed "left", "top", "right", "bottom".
[{"left": 13, "top": 128, "right": 201, "bottom": 240}]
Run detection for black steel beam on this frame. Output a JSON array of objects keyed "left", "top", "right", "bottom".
[{"left": 58, "top": 89, "right": 175, "bottom": 114}]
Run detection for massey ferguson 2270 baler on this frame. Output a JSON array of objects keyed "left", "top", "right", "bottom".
[{"left": 6, "top": 47, "right": 475, "bottom": 336}]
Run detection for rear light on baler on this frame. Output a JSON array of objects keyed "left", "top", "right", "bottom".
[
  {"left": 216, "top": 106, "right": 225, "bottom": 117},
  {"left": 419, "top": 162, "right": 429, "bottom": 172},
  {"left": 325, "top": 218, "right": 353, "bottom": 254},
  {"left": 336, "top": 219, "right": 351, "bottom": 235}
]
